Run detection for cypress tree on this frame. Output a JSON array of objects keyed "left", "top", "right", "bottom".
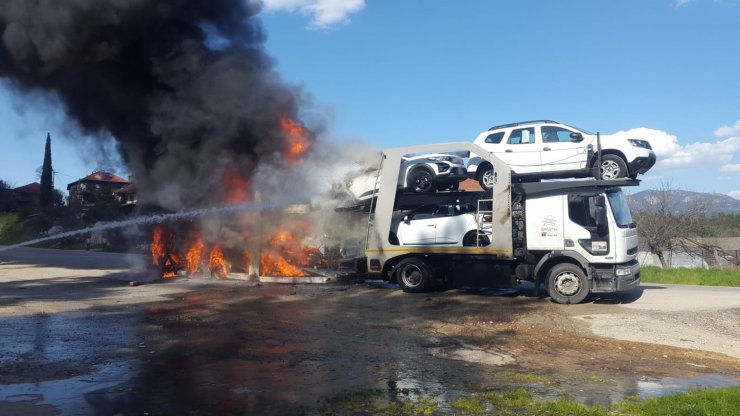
[{"left": 40, "top": 132, "right": 54, "bottom": 207}]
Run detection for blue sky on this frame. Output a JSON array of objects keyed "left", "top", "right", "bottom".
[{"left": 2, "top": 0, "right": 739, "bottom": 199}]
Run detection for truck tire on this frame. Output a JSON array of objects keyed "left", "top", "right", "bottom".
[
  {"left": 547, "top": 263, "right": 589, "bottom": 304},
  {"left": 395, "top": 258, "right": 433, "bottom": 293},
  {"left": 478, "top": 165, "right": 494, "bottom": 190},
  {"left": 409, "top": 168, "right": 434, "bottom": 194},
  {"left": 599, "top": 155, "right": 628, "bottom": 179}
]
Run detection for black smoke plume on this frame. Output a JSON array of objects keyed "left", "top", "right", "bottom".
[{"left": 0, "top": 0, "right": 316, "bottom": 209}]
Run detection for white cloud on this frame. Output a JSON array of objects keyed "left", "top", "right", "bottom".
[
  {"left": 674, "top": 0, "right": 694, "bottom": 7},
  {"left": 608, "top": 126, "right": 740, "bottom": 169},
  {"left": 721, "top": 164, "right": 740, "bottom": 172},
  {"left": 608, "top": 127, "right": 680, "bottom": 157},
  {"left": 261, "top": 0, "right": 365, "bottom": 29},
  {"left": 714, "top": 119, "right": 740, "bottom": 138},
  {"left": 729, "top": 190, "right": 740, "bottom": 200}
]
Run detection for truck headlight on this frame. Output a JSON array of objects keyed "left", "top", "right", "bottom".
[{"left": 615, "top": 267, "right": 631, "bottom": 276}]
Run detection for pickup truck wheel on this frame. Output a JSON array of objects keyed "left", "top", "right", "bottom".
[
  {"left": 600, "top": 155, "right": 628, "bottom": 179},
  {"left": 478, "top": 167, "right": 494, "bottom": 190},
  {"left": 547, "top": 263, "right": 589, "bottom": 304},
  {"left": 409, "top": 169, "right": 434, "bottom": 194},
  {"left": 395, "top": 258, "right": 433, "bottom": 293}
]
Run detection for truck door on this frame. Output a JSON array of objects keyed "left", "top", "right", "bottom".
[
  {"left": 567, "top": 194, "right": 611, "bottom": 257},
  {"left": 539, "top": 126, "right": 588, "bottom": 171},
  {"left": 498, "top": 127, "right": 541, "bottom": 174}
]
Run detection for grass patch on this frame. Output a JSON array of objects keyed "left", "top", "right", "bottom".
[
  {"left": 494, "top": 370, "right": 558, "bottom": 385},
  {"left": 640, "top": 266, "right": 740, "bottom": 287},
  {"left": 315, "top": 386, "right": 740, "bottom": 415},
  {"left": 0, "top": 213, "right": 43, "bottom": 244},
  {"left": 613, "top": 386, "right": 740, "bottom": 415}
]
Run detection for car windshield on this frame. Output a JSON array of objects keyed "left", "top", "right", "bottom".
[
  {"left": 607, "top": 190, "right": 634, "bottom": 228},
  {"left": 561, "top": 123, "right": 593, "bottom": 135}
]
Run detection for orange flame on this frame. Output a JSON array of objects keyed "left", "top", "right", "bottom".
[
  {"left": 150, "top": 225, "right": 167, "bottom": 266},
  {"left": 258, "top": 224, "right": 325, "bottom": 277},
  {"left": 209, "top": 245, "right": 231, "bottom": 278},
  {"left": 185, "top": 236, "right": 205, "bottom": 275},
  {"left": 280, "top": 116, "right": 310, "bottom": 163},
  {"left": 223, "top": 167, "right": 251, "bottom": 205},
  {"left": 260, "top": 250, "right": 305, "bottom": 277}
]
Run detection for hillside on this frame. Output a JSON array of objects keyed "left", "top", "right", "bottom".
[{"left": 627, "top": 189, "right": 740, "bottom": 215}]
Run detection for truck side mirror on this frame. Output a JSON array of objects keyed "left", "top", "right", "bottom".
[
  {"left": 594, "top": 195, "right": 606, "bottom": 207},
  {"left": 570, "top": 132, "right": 584, "bottom": 142}
]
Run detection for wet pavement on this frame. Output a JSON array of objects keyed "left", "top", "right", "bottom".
[{"left": 1, "top": 247, "right": 739, "bottom": 415}]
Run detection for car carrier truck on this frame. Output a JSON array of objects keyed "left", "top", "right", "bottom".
[{"left": 362, "top": 142, "right": 641, "bottom": 304}]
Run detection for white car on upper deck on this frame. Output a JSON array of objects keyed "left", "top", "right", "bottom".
[{"left": 467, "top": 120, "right": 656, "bottom": 189}]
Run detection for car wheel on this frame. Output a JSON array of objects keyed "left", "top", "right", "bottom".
[
  {"left": 462, "top": 231, "right": 489, "bottom": 247},
  {"left": 547, "top": 263, "right": 589, "bottom": 304},
  {"left": 478, "top": 166, "right": 494, "bottom": 190},
  {"left": 395, "top": 258, "right": 433, "bottom": 293},
  {"left": 599, "top": 155, "right": 628, "bottom": 179},
  {"left": 409, "top": 169, "right": 434, "bottom": 194}
]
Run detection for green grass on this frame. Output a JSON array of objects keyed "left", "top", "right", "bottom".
[
  {"left": 613, "top": 386, "right": 740, "bottom": 416},
  {"left": 0, "top": 213, "right": 43, "bottom": 244},
  {"left": 640, "top": 266, "right": 740, "bottom": 287},
  {"left": 316, "top": 386, "right": 740, "bottom": 415}
]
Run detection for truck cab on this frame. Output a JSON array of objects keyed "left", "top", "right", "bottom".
[{"left": 514, "top": 181, "right": 640, "bottom": 303}]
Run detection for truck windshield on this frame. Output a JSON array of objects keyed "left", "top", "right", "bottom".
[{"left": 607, "top": 190, "right": 634, "bottom": 228}]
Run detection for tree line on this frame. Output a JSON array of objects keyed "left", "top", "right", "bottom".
[{"left": 630, "top": 183, "right": 740, "bottom": 268}]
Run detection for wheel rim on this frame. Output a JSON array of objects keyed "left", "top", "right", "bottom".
[
  {"left": 482, "top": 170, "right": 494, "bottom": 188},
  {"left": 553, "top": 271, "right": 581, "bottom": 296},
  {"left": 600, "top": 160, "right": 620, "bottom": 179},
  {"left": 400, "top": 264, "right": 423, "bottom": 288},
  {"left": 413, "top": 174, "right": 432, "bottom": 192}
]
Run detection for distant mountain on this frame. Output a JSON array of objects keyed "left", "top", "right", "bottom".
[{"left": 627, "top": 189, "right": 740, "bottom": 215}]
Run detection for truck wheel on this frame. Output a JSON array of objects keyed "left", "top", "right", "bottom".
[
  {"left": 599, "top": 155, "right": 628, "bottom": 179},
  {"left": 395, "top": 258, "right": 433, "bottom": 293},
  {"left": 478, "top": 166, "right": 494, "bottom": 190},
  {"left": 547, "top": 263, "right": 589, "bottom": 304},
  {"left": 409, "top": 169, "right": 434, "bottom": 194}
]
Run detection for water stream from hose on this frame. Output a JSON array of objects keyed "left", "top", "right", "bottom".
[{"left": 0, "top": 200, "right": 290, "bottom": 253}]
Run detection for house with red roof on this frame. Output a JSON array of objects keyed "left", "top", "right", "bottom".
[
  {"left": 67, "top": 171, "right": 131, "bottom": 207},
  {"left": 12, "top": 182, "right": 41, "bottom": 211}
]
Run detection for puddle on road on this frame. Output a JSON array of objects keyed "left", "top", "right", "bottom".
[
  {"left": 0, "top": 360, "right": 137, "bottom": 415},
  {"left": 0, "top": 310, "right": 141, "bottom": 415},
  {"left": 636, "top": 373, "right": 739, "bottom": 398}
]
